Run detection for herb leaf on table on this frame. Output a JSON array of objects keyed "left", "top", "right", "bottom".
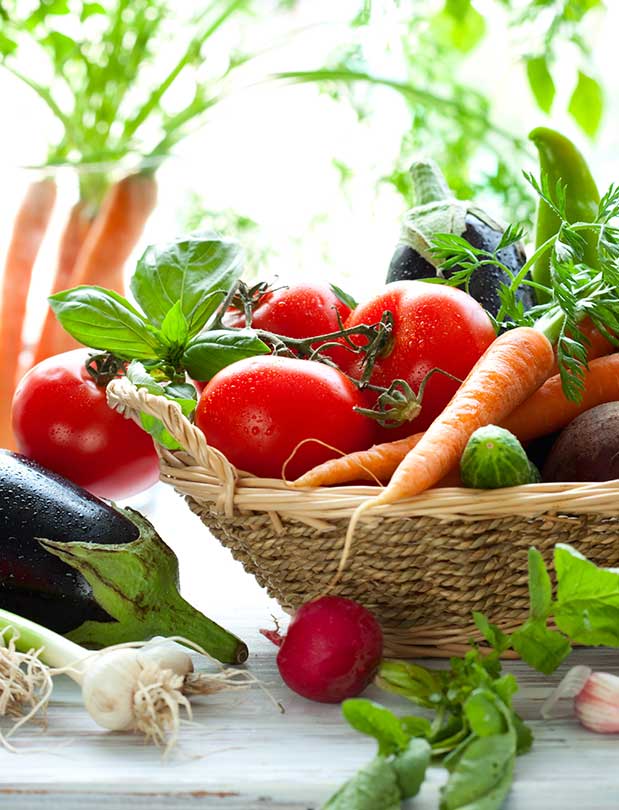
[{"left": 323, "top": 699, "right": 431, "bottom": 810}]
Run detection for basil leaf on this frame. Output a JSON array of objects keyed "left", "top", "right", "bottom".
[
  {"left": 126, "top": 361, "right": 195, "bottom": 451},
  {"left": 391, "top": 739, "right": 431, "bottom": 800},
  {"left": 527, "top": 547, "right": 553, "bottom": 621},
  {"left": 375, "top": 660, "right": 444, "bottom": 709},
  {"left": 399, "top": 715, "right": 432, "bottom": 740},
  {"left": 464, "top": 690, "right": 505, "bottom": 738},
  {"left": 131, "top": 232, "right": 244, "bottom": 337},
  {"left": 341, "top": 699, "right": 409, "bottom": 756},
  {"left": 159, "top": 301, "right": 189, "bottom": 353},
  {"left": 322, "top": 757, "right": 401, "bottom": 810},
  {"left": 182, "top": 329, "right": 269, "bottom": 381},
  {"left": 510, "top": 619, "right": 571, "bottom": 675},
  {"left": 554, "top": 543, "right": 619, "bottom": 646},
  {"left": 165, "top": 382, "right": 198, "bottom": 401},
  {"left": 473, "top": 612, "right": 511, "bottom": 654},
  {"left": 330, "top": 283, "right": 358, "bottom": 310},
  {"left": 49, "top": 286, "right": 160, "bottom": 360},
  {"left": 440, "top": 732, "right": 516, "bottom": 810}
]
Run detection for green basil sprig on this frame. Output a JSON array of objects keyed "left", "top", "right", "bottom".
[
  {"left": 476, "top": 544, "right": 619, "bottom": 675},
  {"left": 323, "top": 699, "right": 430, "bottom": 810},
  {"left": 49, "top": 232, "right": 269, "bottom": 447},
  {"left": 130, "top": 234, "right": 244, "bottom": 338}
]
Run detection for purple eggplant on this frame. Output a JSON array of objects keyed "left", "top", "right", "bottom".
[
  {"left": 0, "top": 450, "right": 247, "bottom": 663},
  {"left": 387, "top": 160, "right": 535, "bottom": 318}
]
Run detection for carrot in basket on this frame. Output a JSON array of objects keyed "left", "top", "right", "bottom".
[
  {"left": 298, "top": 350, "right": 619, "bottom": 488},
  {"left": 53, "top": 172, "right": 158, "bottom": 355},
  {"left": 0, "top": 178, "right": 57, "bottom": 449},
  {"left": 365, "top": 326, "right": 555, "bottom": 505},
  {"left": 502, "top": 352, "right": 619, "bottom": 442},
  {"left": 31, "top": 200, "right": 94, "bottom": 366},
  {"left": 294, "top": 432, "right": 424, "bottom": 487}
]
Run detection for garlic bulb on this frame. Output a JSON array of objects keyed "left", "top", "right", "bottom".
[
  {"left": 574, "top": 672, "right": 619, "bottom": 734},
  {"left": 542, "top": 666, "right": 619, "bottom": 734}
]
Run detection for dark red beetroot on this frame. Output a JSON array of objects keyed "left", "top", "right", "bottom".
[{"left": 262, "top": 596, "right": 384, "bottom": 703}]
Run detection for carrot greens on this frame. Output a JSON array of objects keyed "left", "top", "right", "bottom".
[
  {"left": 0, "top": 0, "right": 251, "bottom": 188},
  {"left": 430, "top": 175, "right": 619, "bottom": 403}
]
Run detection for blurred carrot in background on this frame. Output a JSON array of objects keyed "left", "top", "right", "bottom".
[
  {"left": 32, "top": 200, "right": 94, "bottom": 366},
  {"left": 0, "top": 0, "right": 253, "bottom": 443},
  {"left": 0, "top": 178, "right": 56, "bottom": 449}
]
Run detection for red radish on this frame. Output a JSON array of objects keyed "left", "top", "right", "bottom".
[{"left": 261, "top": 596, "right": 383, "bottom": 703}]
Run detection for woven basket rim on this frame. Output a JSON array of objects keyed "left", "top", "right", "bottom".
[{"left": 107, "top": 377, "right": 619, "bottom": 524}]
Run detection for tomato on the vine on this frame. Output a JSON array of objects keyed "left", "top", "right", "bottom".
[
  {"left": 226, "top": 282, "right": 351, "bottom": 351},
  {"left": 11, "top": 350, "right": 160, "bottom": 500},
  {"left": 341, "top": 281, "right": 496, "bottom": 440},
  {"left": 195, "top": 356, "right": 374, "bottom": 479}
]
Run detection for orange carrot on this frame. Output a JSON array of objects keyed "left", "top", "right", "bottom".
[
  {"left": 295, "top": 432, "right": 424, "bottom": 487},
  {"left": 365, "top": 326, "right": 555, "bottom": 504},
  {"left": 0, "top": 178, "right": 57, "bottom": 449},
  {"left": 53, "top": 172, "right": 158, "bottom": 355},
  {"left": 502, "top": 352, "right": 619, "bottom": 442},
  {"left": 31, "top": 200, "right": 93, "bottom": 366},
  {"left": 299, "top": 350, "right": 619, "bottom": 489}
]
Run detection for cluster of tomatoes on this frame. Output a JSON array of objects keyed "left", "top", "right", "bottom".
[{"left": 11, "top": 279, "right": 496, "bottom": 499}]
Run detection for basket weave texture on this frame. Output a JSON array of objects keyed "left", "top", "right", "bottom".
[{"left": 108, "top": 377, "right": 619, "bottom": 658}]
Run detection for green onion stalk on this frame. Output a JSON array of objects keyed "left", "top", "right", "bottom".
[{"left": 0, "top": 608, "right": 252, "bottom": 751}]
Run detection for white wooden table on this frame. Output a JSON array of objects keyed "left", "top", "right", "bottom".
[{"left": 2, "top": 486, "right": 618, "bottom": 809}]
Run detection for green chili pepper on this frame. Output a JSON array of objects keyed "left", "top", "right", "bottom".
[{"left": 529, "top": 127, "right": 600, "bottom": 304}]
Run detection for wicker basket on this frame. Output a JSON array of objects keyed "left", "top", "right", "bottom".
[{"left": 107, "top": 377, "right": 619, "bottom": 658}]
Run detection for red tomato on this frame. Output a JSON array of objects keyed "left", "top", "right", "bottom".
[
  {"left": 195, "top": 356, "right": 374, "bottom": 479},
  {"left": 226, "top": 282, "right": 351, "bottom": 351},
  {"left": 342, "top": 281, "right": 496, "bottom": 440},
  {"left": 11, "top": 350, "right": 160, "bottom": 500}
]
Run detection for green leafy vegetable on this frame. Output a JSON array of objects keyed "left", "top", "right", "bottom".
[
  {"left": 553, "top": 544, "right": 619, "bottom": 646},
  {"left": 0, "top": 1, "right": 253, "bottom": 174},
  {"left": 49, "top": 286, "right": 161, "bottom": 360},
  {"left": 126, "top": 361, "right": 196, "bottom": 451},
  {"left": 182, "top": 329, "right": 270, "bottom": 381},
  {"left": 131, "top": 234, "right": 244, "bottom": 338},
  {"left": 440, "top": 730, "right": 516, "bottom": 810},
  {"left": 322, "top": 756, "right": 403, "bottom": 810},
  {"left": 334, "top": 544, "right": 619, "bottom": 810},
  {"left": 341, "top": 699, "right": 410, "bottom": 757},
  {"left": 323, "top": 699, "right": 430, "bottom": 810}
]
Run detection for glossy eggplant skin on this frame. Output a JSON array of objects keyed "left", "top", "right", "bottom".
[
  {"left": 387, "top": 212, "right": 536, "bottom": 317},
  {"left": 0, "top": 450, "right": 138, "bottom": 633}
]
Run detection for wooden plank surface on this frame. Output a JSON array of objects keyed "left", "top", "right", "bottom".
[{"left": 1, "top": 486, "right": 618, "bottom": 809}]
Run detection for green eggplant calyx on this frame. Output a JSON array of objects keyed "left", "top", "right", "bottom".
[
  {"left": 401, "top": 160, "right": 510, "bottom": 269},
  {"left": 38, "top": 508, "right": 248, "bottom": 664},
  {"left": 399, "top": 200, "right": 468, "bottom": 265}
]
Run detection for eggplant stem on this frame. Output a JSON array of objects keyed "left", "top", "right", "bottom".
[{"left": 410, "top": 159, "right": 452, "bottom": 205}]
